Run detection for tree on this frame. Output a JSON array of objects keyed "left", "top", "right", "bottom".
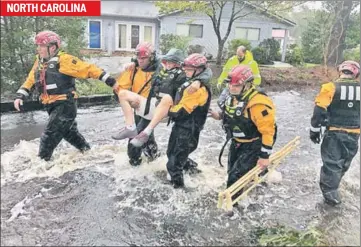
[
  {"left": 155, "top": 1, "right": 303, "bottom": 65},
  {"left": 325, "top": 0, "right": 356, "bottom": 66},
  {"left": 301, "top": 9, "right": 334, "bottom": 64},
  {"left": 1, "top": 17, "right": 86, "bottom": 93}
]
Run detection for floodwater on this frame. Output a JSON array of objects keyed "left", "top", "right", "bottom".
[{"left": 1, "top": 89, "right": 360, "bottom": 246}]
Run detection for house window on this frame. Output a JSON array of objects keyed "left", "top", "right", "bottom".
[
  {"left": 118, "top": 24, "right": 127, "bottom": 49},
  {"left": 235, "top": 27, "right": 260, "bottom": 41},
  {"left": 144, "top": 26, "right": 153, "bottom": 43},
  {"left": 176, "top": 24, "right": 203, "bottom": 38},
  {"left": 116, "top": 22, "right": 155, "bottom": 50},
  {"left": 89, "top": 20, "right": 101, "bottom": 49}
]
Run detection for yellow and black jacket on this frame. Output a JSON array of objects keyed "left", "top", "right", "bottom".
[
  {"left": 311, "top": 79, "right": 360, "bottom": 134},
  {"left": 168, "top": 68, "right": 212, "bottom": 130},
  {"left": 116, "top": 59, "right": 159, "bottom": 99},
  {"left": 222, "top": 87, "right": 277, "bottom": 159},
  {"left": 16, "top": 51, "right": 113, "bottom": 105}
]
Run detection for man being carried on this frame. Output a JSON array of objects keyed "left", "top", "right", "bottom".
[{"left": 132, "top": 54, "right": 212, "bottom": 188}]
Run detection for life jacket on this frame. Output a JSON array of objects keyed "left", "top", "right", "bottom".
[
  {"left": 35, "top": 52, "right": 75, "bottom": 96},
  {"left": 327, "top": 79, "right": 360, "bottom": 129}
]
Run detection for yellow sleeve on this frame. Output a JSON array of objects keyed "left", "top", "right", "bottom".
[
  {"left": 218, "top": 57, "right": 236, "bottom": 84},
  {"left": 170, "top": 87, "right": 209, "bottom": 114},
  {"left": 116, "top": 68, "right": 134, "bottom": 91},
  {"left": 16, "top": 58, "right": 38, "bottom": 97},
  {"left": 250, "top": 103, "right": 276, "bottom": 151},
  {"left": 315, "top": 82, "right": 335, "bottom": 109},
  {"left": 58, "top": 53, "right": 104, "bottom": 79},
  {"left": 250, "top": 60, "right": 261, "bottom": 86}
]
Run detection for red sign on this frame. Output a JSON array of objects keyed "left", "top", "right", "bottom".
[{"left": 1, "top": 0, "right": 101, "bottom": 16}]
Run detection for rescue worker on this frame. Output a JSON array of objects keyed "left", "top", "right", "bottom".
[
  {"left": 209, "top": 65, "right": 277, "bottom": 197},
  {"left": 164, "top": 54, "right": 212, "bottom": 188},
  {"left": 310, "top": 60, "right": 360, "bottom": 206},
  {"left": 13, "top": 30, "right": 117, "bottom": 161},
  {"left": 217, "top": 46, "right": 261, "bottom": 109},
  {"left": 111, "top": 42, "right": 160, "bottom": 166}
]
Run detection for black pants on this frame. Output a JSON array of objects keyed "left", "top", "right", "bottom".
[
  {"left": 320, "top": 130, "right": 359, "bottom": 195},
  {"left": 166, "top": 125, "right": 200, "bottom": 184},
  {"left": 127, "top": 114, "right": 158, "bottom": 164},
  {"left": 227, "top": 139, "right": 262, "bottom": 188},
  {"left": 39, "top": 100, "right": 89, "bottom": 161}
]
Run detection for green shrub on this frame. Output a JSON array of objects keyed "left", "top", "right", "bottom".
[
  {"left": 252, "top": 47, "right": 269, "bottom": 65},
  {"left": 159, "top": 34, "right": 192, "bottom": 55},
  {"left": 343, "top": 44, "right": 360, "bottom": 62},
  {"left": 286, "top": 44, "right": 304, "bottom": 66},
  {"left": 227, "top": 39, "right": 252, "bottom": 58},
  {"left": 76, "top": 79, "right": 113, "bottom": 96}
]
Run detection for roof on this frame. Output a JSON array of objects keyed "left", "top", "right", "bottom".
[{"left": 157, "top": 1, "right": 296, "bottom": 27}]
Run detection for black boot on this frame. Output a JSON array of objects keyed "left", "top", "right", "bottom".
[
  {"left": 323, "top": 191, "right": 342, "bottom": 206},
  {"left": 79, "top": 143, "right": 91, "bottom": 153},
  {"left": 129, "top": 157, "right": 142, "bottom": 166},
  {"left": 171, "top": 176, "right": 184, "bottom": 189}
]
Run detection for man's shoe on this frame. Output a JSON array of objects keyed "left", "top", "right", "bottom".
[
  {"left": 112, "top": 127, "right": 138, "bottom": 140},
  {"left": 130, "top": 131, "right": 150, "bottom": 147}
]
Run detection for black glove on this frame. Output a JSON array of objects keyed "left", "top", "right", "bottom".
[
  {"left": 105, "top": 76, "right": 116, "bottom": 87},
  {"left": 310, "top": 130, "right": 320, "bottom": 144}
]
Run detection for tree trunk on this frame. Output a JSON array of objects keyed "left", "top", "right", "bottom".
[
  {"left": 326, "top": 0, "right": 353, "bottom": 67},
  {"left": 216, "top": 40, "right": 225, "bottom": 65}
]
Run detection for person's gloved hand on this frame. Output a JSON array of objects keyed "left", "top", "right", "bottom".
[
  {"left": 105, "top": 76, "right": 116, "bottom": 87},
  {"left": 310, "top": 130, "right": 320, "bottom": 144}
]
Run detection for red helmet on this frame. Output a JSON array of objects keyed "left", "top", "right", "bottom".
[
  {"left": 338, "top": 60, "right": 360, "bottom": 77},
  {"left": 183, "top": 53, "right": 207, "bottom": 69},
  {"left": 135, "top": 42, "right": 155, "bottom": 58},
  {"left": 35, "top": 31, "right": 61, "bottom": 47},
  {"left": 228, "top": 65, "right": 254, "bottom": 85}
]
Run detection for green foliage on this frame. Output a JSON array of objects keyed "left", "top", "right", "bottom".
[
  {"left": 254, "top": 225, "right": 326, "bottom": 246},
  {"left": 252, "top": 47, "right": 268, "bottom": 65},
  {"left": 155, "top": 1, "right": 210, "bottom": 15},
  {"left": 75, "top": 79, "right": 113, "bottom": 96},
  {"left": 159, "top": 34, "right": 191, "bottom": 55},
  {"left": 301, "top": 10, "right": 333, "bottom": 64},
  {"left": 1, "top": 17, "right": 87, "bottom": 94},
  {"left": 252, "top": 38, "right": 281, "bottom": 64},
  {"left": 285, "top": 44, "right": 304, "bottom": 66},
  {"left": 345, "top": 12, "right": 361, "bottom": 50},
  {"left": 227, "top": 39, "right": 252, "bottom": 58},
  {"left": 343, "top": 44, "right": 360, "bottom": 62}
]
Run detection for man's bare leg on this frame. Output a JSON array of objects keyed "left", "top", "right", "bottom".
[
  {"left": 130, "top": 95, "right": 173, "bottom": 147},
  {"left": 112, "top": 89, "right": 142, "bottom": 140}
]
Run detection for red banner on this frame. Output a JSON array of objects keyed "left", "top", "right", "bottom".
[{"left": 1, "top": 0, "right": 101, "bottom": 16}]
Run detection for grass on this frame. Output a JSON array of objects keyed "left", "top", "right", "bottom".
[
  {"left": 253, "top": 225, "right": 328, "bottom": 246},
  {"left": 304, "top": 63, "right": 320, "bottom": 68}
]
